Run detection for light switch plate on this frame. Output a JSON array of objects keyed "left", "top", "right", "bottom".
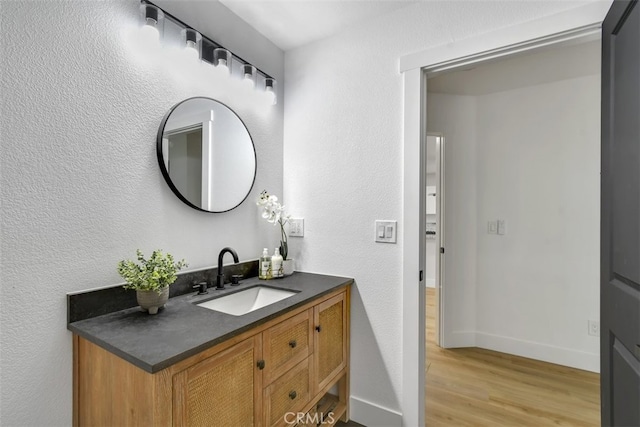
[
  {"left": 497, "top": 219, "right": 507, "bottom": 235},
  {"left": 289, "top": 218, "right": 304, "bottom": 237},
  {"left": 488, "top": 221, "right": 498, "bottom": 234},
  {"left": 375, "top": 220, "right": 397, "bottom": 243}
]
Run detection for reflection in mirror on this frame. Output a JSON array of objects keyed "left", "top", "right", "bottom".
[{"left": 157, "top": 97, "right": 256, "bottom": 213}]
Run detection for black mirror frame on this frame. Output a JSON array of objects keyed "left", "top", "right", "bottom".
[{"left": 156, "top": 97, "right": 257, "bottom": 213}]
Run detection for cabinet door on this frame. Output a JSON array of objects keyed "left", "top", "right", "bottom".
[
  {"left": 173, "top": 336, "right": 262, "bottom": 427},
  {"left": 313, "top": 292, "right": 347, "bottom": 393},
  {"left": 263, "top": 309, "right": 313, "bottom": 386}
]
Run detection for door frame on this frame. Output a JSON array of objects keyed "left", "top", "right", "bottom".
[
  {"left": 435, "top": 133, "right": 445, "bottom": 347},
  {"left": 163, "top": 110, "right": 215, "bottom": 210},
  {"left": 399, "top": 3, "right": 609, "bottom": 425}
]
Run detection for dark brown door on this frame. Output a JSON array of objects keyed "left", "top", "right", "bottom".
[{"left": 601, "top": 1, "right": 640, "bottom": 425}]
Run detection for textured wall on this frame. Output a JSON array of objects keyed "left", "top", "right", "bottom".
[
  {"left": 283, "top": 1, "right": 596, "bottom": 423},
  {"left": 0, "top": 1, "right": 283, "bottom": 425}
]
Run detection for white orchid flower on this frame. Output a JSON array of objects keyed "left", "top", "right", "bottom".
[{"left": 256, "top": 190, "right": 292, "bottom": 260}]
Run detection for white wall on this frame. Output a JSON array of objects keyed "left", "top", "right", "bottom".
[
  {"left": 475, "top": 74, "right": 601, "bottom": 371},
  {"left": 0, "top": 1, "right": 284, "bottom": 425},
  {"left": 427, "top": 62, "right": 600, "bottom": 371},
  {"left": 283, "top": 1, "right": 595, "bottom": 424}
]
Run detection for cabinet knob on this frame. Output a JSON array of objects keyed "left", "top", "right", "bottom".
[
  {"left": 289, "top": 390, "right": 297, "bottom": 400},
  {"left": 289, "top": 340, "right": 297, "bottom": 348},
  {"left": 257, "top": 360, "right": 265, "bottom": 370},
  {"left": 315, "top": 325, "right": 321, "bottom": 332}
]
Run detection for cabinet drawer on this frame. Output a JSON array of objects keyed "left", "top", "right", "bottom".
[
  {"left": 264, "top": 357, "right": 312, "bottom": 427},
  {"left": 263, "top": 309, "right": 312, "bottom": 385}
]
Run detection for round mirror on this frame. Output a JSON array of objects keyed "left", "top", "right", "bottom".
[{"left": 157, "top": 97, "right": 256, "bottom": 213}]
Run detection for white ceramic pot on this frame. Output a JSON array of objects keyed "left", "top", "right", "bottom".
[
  {"left": 282, "top": 259, "right": 295, "bottom": 276},
  {"left": 136, "top": 287, "right": 169, "bottom": 314}
]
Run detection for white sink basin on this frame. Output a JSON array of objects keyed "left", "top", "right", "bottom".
[{"left": 196, "top": 286, "right": 297, "bottom": 316}]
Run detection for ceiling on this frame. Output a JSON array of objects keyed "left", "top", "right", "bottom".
[{"left": 218, "top": 0, "right": 418, "bottom": 51}]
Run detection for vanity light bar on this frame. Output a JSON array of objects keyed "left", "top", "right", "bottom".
[{"left": 140, "top": 0, "right": 277, "bottom": 102}]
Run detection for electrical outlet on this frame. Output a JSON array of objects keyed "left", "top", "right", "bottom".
[
  {"left": 588, "top": 320, "right": 600, "bottom": 337},
  {"left": 289, "top": 218, "right": 304, "bottom": 237}
]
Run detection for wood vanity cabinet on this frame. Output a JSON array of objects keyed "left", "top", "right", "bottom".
[{"left": 73, "top": 285, "right": 350, "bottom": 427}]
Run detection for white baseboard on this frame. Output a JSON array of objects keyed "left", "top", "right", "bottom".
[
  {"left": 349, "top": 396, "right": 402, "bottom": 427},
  {"left": 476, "top": 332, "right": 600, "bottom": 373},
  {"left": 441, "top": 331, "right": 476, "bottom": 348},
  {"left": 424, "top": 278, "right": 435, "bottom": 287}
]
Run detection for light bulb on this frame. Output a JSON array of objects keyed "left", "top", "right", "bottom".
[
  {"left": 265, "top": 89, "right": 276, "bottom": 105},
  {"left": 181, "top": 28, "right": 202, "bottom": 60},
  {"left": 139, "top": 4, "right": 163, "bottom": 43},
  {"left": 213, "top": 48, "right": 232, "bottom": 75},
  {"left": 217, "top": 59, "right": 228, "bottom": 73},
  {"left": 264, "top": 78, "right": 277, "bottom": 105},
  {"left": 243, "top": 64, "right": 256, "bottom": 88},
  {"left": 244, "top": 75, "right": 255, "bottom": 88},
  {"left": 185, "top": 40, "right": 199, "bottom": 60},
  {"left": 140, "top": 23, "right": 160, "bottom": 43},
  {"left": 141, "top": 18, "right": 160, "bottom": 41}
]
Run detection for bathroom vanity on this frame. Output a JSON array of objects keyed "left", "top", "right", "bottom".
[{"left": 68, "top": 273, "right": 351, "bottom": 426}]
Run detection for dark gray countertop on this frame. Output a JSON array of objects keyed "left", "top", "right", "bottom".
[{"left": 68, "top": 272, "right": 353, "bottom": 373}]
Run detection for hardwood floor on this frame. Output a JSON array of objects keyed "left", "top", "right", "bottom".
[{"left": 425, "top": 287, "right": 600, "bottom": 426}]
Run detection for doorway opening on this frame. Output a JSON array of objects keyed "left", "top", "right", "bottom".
[
  {"left": 401, "top": 4, "right": 611, "bottom": 424},
  {"left": 425, "top": 133, "right": 444, "bottom": 347},
  {"left": 422, "top": 25, "right": 602, "bottom": 427}
]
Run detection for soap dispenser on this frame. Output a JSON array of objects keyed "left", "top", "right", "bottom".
[
  {"left": 259, "top": 248, "right": 272, "bottom": 280},
  {"left": 271, "top": 247, "right": 283, "bottom": 278}
]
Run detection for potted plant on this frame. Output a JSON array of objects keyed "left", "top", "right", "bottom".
[
  {"left": 257, "top": 190, "right": 294, "bottom": 276},
  {"left": 117, "top": 249, "right": 188, "bottom": 314}
]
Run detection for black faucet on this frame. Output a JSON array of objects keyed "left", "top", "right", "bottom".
[{"left": 216, "top": 247, "right": 239, "bottom": 289}]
